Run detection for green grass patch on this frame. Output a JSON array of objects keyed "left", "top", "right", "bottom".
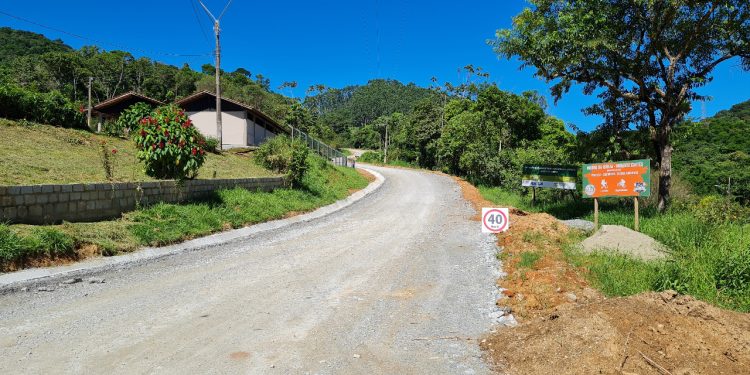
[
  {"left": 0, "top": 118, "right": 275, "bottom": 185},
  {"left": 518, "top": 251, "right": 542, "bottom": 269},
  {"left": 1, "top": 156, "right": 369, "bottom": 271},
  {"left": 480, "top": 187, "right": 750, "bottom": 312}
]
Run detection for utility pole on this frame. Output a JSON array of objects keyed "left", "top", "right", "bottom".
[
  {"left": 87, "top": 76, "right": 94, "bottom": 132},
  {"left": 198, "top": 0, "right": 233, "bottom": 151},
  {"left": 383, "top": 120, "right": 389, "bottom": 164}
]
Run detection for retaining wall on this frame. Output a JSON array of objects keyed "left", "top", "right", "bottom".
[{"left": 0, "top": 177, "right": 285, "bottom": 225}]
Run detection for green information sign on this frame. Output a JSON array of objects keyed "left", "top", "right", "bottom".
[
  {"left": 581, "top": 159, "right": 651, "bottom": 198},
  {"left": 522, "top": 164, "right": 578, "bottom": 190}
]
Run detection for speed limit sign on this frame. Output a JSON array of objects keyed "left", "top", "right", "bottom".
[{"left": 482, "top": 208, "right": 510, "bottom": 233}]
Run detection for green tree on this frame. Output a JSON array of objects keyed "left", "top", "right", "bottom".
[{"left": 493, "top": 0, "right": 750, "bottom": 211}]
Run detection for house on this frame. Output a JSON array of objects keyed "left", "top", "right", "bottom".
[
  {"left": 92, "top": 91, "right": 164, "bottom": 131},
  {"left": 175, "top": 91, "right": 289, "bottom": 149}
]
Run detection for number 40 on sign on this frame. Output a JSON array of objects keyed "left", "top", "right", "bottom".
[{"left": 482, "top": 208, "right": 510, "bottom": 233}]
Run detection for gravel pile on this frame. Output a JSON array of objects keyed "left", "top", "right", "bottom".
[{"left": 580, "top": 225, "right": 669, "bottom": 261}]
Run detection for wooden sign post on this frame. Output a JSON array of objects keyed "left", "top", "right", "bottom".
[
  {"left": 634, "top": 197, "right": 640, "bottom": 232},
  {"left": 582, "top": 160, "right": 651, "bottom": 232},
  {"left": 594, "top": 198, "right": 599, "bottom": 229}
]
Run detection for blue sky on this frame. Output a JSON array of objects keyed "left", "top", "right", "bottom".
[{"left": 1, "top": 0, "right": 749, "bottom": 131}]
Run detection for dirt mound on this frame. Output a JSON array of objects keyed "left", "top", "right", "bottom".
[
  {"left": 482, "top": 290, "right": 750, "bottom": 374},
  {"left": 581, "top": 225, "right": 669, "bottom": 261}
]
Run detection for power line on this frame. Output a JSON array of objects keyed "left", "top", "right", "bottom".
[
  {"left": 0, "top": 8, "right": 212, "bottom": 58},
  {"left": 189, "top": 0, "right": 212, "bottom": 45}
]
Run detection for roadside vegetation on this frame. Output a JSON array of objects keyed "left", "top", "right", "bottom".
[
  {"left": 0, "top": 153, "right": 368, "bottom": 271},
  {"left": 480, "top": 186, "right": 750, "bottom": 312}
]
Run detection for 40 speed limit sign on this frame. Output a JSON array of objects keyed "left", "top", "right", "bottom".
[{"left": 482, "top": 208, "right": 510, "bottom": 233}]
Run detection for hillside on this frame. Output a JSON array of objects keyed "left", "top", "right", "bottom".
[
  {"left": 306, "top": 79, "right": 437, "bottom": 134},
  {"left": 0, "top": 27, "right": 72, "bottom": 64},
  {"left": 0, "top": 118, "right": 275, "bottom": 185},
  {"left": 674, "top": 99, "right": 750, "bottom": 201}
]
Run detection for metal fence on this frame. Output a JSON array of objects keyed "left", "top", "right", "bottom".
[{"left": 289, "top": 127, "right": 354, "bottom": 168}]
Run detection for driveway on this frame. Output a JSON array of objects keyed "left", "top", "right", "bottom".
[{"left": 0, "top": 166, "right": 501, "bottom": 374}]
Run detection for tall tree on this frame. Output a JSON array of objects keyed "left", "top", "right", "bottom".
[{"left": 493, "top": 0, "right": 750, "bottom": 211}]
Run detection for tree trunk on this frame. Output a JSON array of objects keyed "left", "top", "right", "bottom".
[{"left": 657, "top": 134, "right": 673, "bottom": 213}]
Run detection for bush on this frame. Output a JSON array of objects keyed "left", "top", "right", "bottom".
[
  {"left": 0, "top": 84, "right": 86, "bottom": 129},
  {"left": 255, "top": 135, "right": 310, "bottom": 188},
  {"left": 692, "top": 195, "right": 750, "bottom": 224},
  {"left": 358, "top": 151, "right": 383, "bottom": 163},
  {"left": 204, "top": 136, "right": 220, "bottom": 153},
  {"left": 109, "top": 102, "right": 153, "bottom": 137},
  {"left": 133, "top": 105, "right": 207, "bottom": 180}
]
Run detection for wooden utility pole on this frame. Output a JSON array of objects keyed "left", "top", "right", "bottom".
[
  {"left": 213, "top": 20, "right": 222, "bottom": 150},
  {"left": 383, "top": 121, "right": 389, "bottom": 164},
  {"left": 87, "top": 76, "right": 94, "bottom": 131},
  {"left": 198, "top": 0, "right": 233, "bottom": 151}
]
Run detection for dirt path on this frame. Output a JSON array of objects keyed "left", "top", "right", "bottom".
[{"left": 0, "top": 166, "right": 501, "bottom": 374}]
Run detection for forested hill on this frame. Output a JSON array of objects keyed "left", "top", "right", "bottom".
[
  {"left": 0, "top": 27, "right": 291, "bottom": 126},
  {"left": 674, "top": 99, "right": 750, "bottom": 201},
  {"left": 304, "top": 79, "right": 436, "bottom": 134},
  {"left": 0, "top": 27, "right": 72, "bottom": 64}
]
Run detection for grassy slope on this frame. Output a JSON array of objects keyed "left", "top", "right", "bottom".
[
  {"left": 1, "top": 156, "right": 368, "bottom": 271},
  {"left": 0, "top": 118, "right": 274, "bottom": 185},
  {"left": 480, "top": 186, "right": 750, "bottom": 312}
]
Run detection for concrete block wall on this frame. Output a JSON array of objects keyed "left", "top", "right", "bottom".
[{"left": 0, "top": 177, "right": 285, "bottom": 225}]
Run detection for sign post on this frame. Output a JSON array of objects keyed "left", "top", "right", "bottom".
[
  {"left": 482, "top": 208, "right": 510, "bottom": 234},
  {"left": 582, "top": 159, "right": 650, "bottom": 231},
  {"left": 522, "top": 165, "right": 578, "bottom": 190}
]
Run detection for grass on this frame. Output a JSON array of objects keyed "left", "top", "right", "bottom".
[
  {"left": 1, "top": 153, "right": 369, "bottom": 271},
  {"left": 518, "top": 251, "right": 542, "bottom": 269},
  {"left": 480, "top": 187, "right": 750, "bottom": 312},
  {"left": 0, "top": 118, "right": 275, "bottom": 185}
]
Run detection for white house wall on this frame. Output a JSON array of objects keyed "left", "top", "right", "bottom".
[{"left": 188, "top": 110, "right": 248, "bottom": 148}]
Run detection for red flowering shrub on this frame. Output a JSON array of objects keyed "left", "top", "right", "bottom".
[{"left": 133, "top": 105, "right": 207, "bottom": 180}]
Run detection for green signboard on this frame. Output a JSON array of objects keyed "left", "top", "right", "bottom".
[
  {"left": 522, "top": 164, "right": 578, "bottom": 190},
  {"left": 582, "top": 159, "right": 651, "bottom": 198}
]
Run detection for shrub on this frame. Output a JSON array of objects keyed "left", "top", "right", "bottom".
[
  {"left": 204, "top": 136, "right": 220, "bottom": 153},
  {"left": 358, "top": 151, "right": 383, "bottom": 164},
  {"left": 111, "top": 102, "right": 153, "bottom": 137},
  {"left": 692, "top": 195, "right": 750, "bottom": 224},
  {"left": 0, "top": 84, "right": 86, "bottom": 129},
  {"left": 255, "top": 135, "right": 310, "bottom": 187},
  {"left": 133, "top": 105, "right": 207, "bottom": 180}
]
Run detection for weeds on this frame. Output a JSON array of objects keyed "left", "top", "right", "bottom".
[
  {"left": 518, "top": 251, "right": 542, "bottom": 269},
  {"left": 481, "top": 187, "right": 750, "bottom": 312}
]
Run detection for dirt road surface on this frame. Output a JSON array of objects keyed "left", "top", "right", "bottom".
[{"left": 0, "top": 166, "right": 501, "bottom": 374}]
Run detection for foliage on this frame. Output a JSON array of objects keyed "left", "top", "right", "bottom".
[
  {"left": 98, "top": 140, "right": 117, "bottom": 181},
  {"left": 0, "top": 84, "right": 86, "bottom": 128},
  {"left": 358, "top": 151, "right": 384, "bottom": 164},
  {"left": 133, "top": 105, "right": 207, "bottom": 180},
  {"left": 493, "top": 0, "right": 750, "bottom": 211},
  {"left": 691, "top": 195, "right": 750, "bottom": 224},
  {"left": 0, "top": 27, "right": 72, "bottom": 65},
  {"left": 481, "top": 187, "right": 750, "bottom": 312},
  {"left": 110, "top": 102, "right": 153, "bottom": 137},
  {"left": 0, "top": 160, "right": 368, "bottom": 270},
  {"left": 203, "top": 136, "right": 220, "bottom": 153},
  {"left": 674, "top": 104, "right": 750, "bottom": 203},
  {"left": 254, "top": 135, "right": 310, "bottom": 187}
]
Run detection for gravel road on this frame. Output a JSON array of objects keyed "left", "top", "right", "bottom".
[{"left": 0, "top": 166, "right": 502, "bottom": 374}]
